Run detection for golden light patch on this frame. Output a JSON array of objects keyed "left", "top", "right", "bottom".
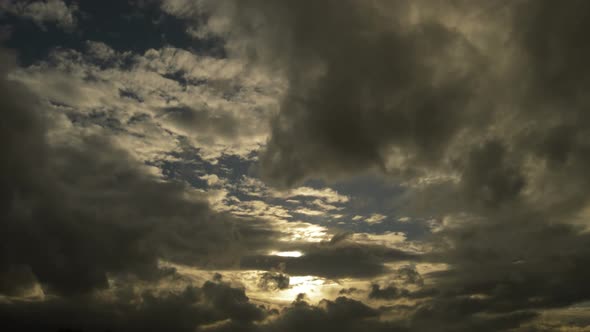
[{"left": 269, "top": 250, "right": 304, "bottom": 258}]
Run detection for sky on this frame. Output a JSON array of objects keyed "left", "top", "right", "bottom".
[{"left": 1, "top": 0, "right": 590, "bottom": 331}]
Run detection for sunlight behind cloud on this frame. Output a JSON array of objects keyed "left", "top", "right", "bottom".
[
  {"left": 270, "top": 250, "right": 304, "bottom": 258},
  {"left": 277, "top": 221, "right": 329, "bottom": 243},
  {"left": 271, "top": 276, "right": 331, "bottom": 304}
]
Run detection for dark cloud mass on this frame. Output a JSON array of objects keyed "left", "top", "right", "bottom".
[
  {"left": 2, "top": 0, "right": 590, "bottom": 331},
  {"left": 191, "top": 0, "right": 590, "bottom": 330},
  {"left": 241, "top": 240, "right": 418, "bottom": 279},
  {"left": 0, "top": 279, "right": 267, "bottom": 332},
  {"left": 196, "top": 0, "right": 483, "bottom": 188},
  {"left": 0, "top": 47, "right": 276, "bottom": 297},
  {"left": 258, "top": 271, "right": 289, "bottom": 291}
]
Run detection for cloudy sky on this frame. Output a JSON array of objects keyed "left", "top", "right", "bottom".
[{"left": 1, "top": 0, "right": 590, "bottom": 331}]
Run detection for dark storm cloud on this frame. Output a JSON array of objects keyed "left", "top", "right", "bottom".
[
  {"left": 3, "top": 0, "right": 590, "bottom": 330},
  {"left": 338, "top": 287, "right": 358, "bottom": 296},
  {"left": 368, "top": 284, "right": 408, "bottom": 300},
  {"left": 184, "top": 0, "right": 590, "bottom": 330},
  {"left": 258, "top": 271, "right": 290, "bottom": 291},
  {"left": 424, "top": 217, "right": 590, "bottom": 311},
  {"left": 409, "top": 302, "right": 538, "bottom": 332},
  {"left": 241, "top": 241, "right": 418, "bottom": 279},
  {"left": 207, "top": 296, "right": 401, "bottom": 332},
  {"left": 423, "top": 0, "right": 590, "bottom": 315},
  {"left": 515, "top": 0, "right": 590, "bottom": 108},
  {"left": 265, "top": 296, "right": 383, "bottom": 332},
  {"left": 459, "top": 140, "right": 526, "bottom": 209},
  {"left": 395, "top": 265, "right": 424, "bottom": 286},
  {"left": 0, "top": 279, "right": 267, "bottom": 332},
  {"left": 199, "top": 0, "right": 485, "bottom": 187},
  {"left": 0, "top": 47, "right": 278, "bottom": 296},
  {"left": 207, "top": 294, "right": 526, "bottom": 332},
  {"left": 160, "top": 105, "right": 242, "bottom": 138},
  {"left": 418, "top": 1, "right": 590, "bottom": 328}
]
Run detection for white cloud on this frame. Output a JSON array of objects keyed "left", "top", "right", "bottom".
[
  {"left": 275, "top": 221, "right": 329, "bottom": 243},
  {"left": 311, "top": 199, "right": 341, "bottom": 211},
  {"left": 281, "top": 187, "right": 350, "bottom": 203},
  {"left": 351, "top": 232, "right": 407, "bottom": 247},
  {"left": 218, "top": 199, "right": 293, "bottom": 222},
  {"left": 236, "top": 176, "right": 349, "bottom": 204},
  {"left": 10, "top": 45, "right": 283, "bottom": 162},
  {"left": 294, "top": 208, "right": 325, "bottom": 216},
  {"left": 365, "top": 213, "right": 387, "bottom": 224},
  {"left": 200, "top": 174, "right": 225, "bottom": 187}
]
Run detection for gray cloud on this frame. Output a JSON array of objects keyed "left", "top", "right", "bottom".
[
  {"left": 180, "top": 0, "right": 590, "bottom": 329},
  {"left": 368, "top": 284, "right": 408, "bottom": 300},
  {"left": 241, "top": 240, "right": 418, "bottom": 279},
  {"left": 0, "top": 0, "right": 78, "bottom": 30},
  {"left": 3, "top": 0, "right": 590, "bottom": 330},
  {"left": 258, "top": 271, "right": 290, "bottom": 291},
  {"left": 0, "top": 47, "right": 278, "bottom": 296},
  {"left": 0, "top": 278, "right": 267, "bottom": 332},
  {"left": 159, "top": 105, "right": 243, "bottom": 139},
  {"left": 192, "top": 0, "right": 485, "bottom": 187}
]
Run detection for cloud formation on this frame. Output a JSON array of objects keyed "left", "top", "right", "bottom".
[
  {"left": 2, "top": 0, "right": 590, "bottom": 331},
  {"left": 167, "top": 0, "right": 590, "bottom": 330},
  {"left": 0, "top": 47, "right": 278, "bottom": 297},
  {"left": 0, "top": 0, "right": 78, "bottom": 30}
]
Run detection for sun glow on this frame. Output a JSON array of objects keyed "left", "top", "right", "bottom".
[
  {"left": 279, "top": 275, "right": 327, "bottom": 302},
  {"left": 270, "top": 250, "right": 304, "bottom": 258}
]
